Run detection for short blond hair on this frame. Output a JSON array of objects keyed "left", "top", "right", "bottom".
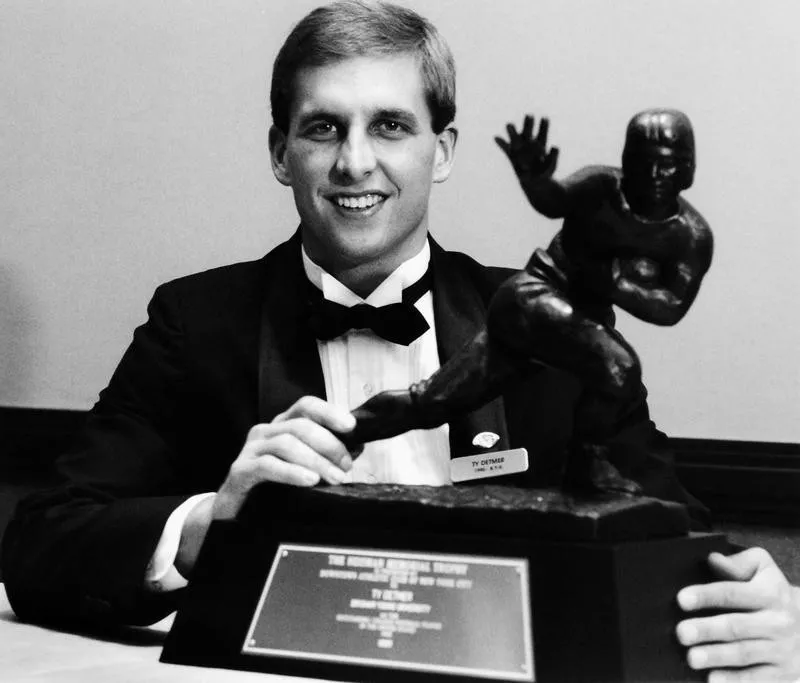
[{"left": 270, "top": 0, "right": 456, "bottom": 134}]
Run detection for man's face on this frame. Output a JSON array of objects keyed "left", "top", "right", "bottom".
[
  {"left": 269, "top": 55, "right": 456, "bottom": 285},
  {"left": 623, "top": 143, "right": 689, "bottom": 208}
]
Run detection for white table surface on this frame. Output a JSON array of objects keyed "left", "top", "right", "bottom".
[{"left": 0, "top": 585, "right": 332, "bottom": 683}]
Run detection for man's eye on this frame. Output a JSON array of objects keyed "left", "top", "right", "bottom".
[
  {"left": 305, "top": 122, "right": 337, "bottom": 140},
  {"left": 374, "top": 120, "right": 408, "bottom": 137}
]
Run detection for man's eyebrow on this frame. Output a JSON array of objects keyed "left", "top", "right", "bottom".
[
  {"left": 295, "top": 109, "right": 343, "bottom": 128},
  {"left": 373, "top": 108, "right": 420, "bottom": 127}
]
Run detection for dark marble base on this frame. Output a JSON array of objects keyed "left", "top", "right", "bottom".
[
  {"left": 163, "top": 483, "right": 727, "bottom": 682},
  {"left": 241, "top": 482, "right": 691, "bottom": 542}
]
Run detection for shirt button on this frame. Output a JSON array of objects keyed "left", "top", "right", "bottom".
[{"left": 363, "top": 383, "right": 374, "bottom": 397}]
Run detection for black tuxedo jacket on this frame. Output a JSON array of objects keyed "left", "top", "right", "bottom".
[{"left": 2, "top": 233, "right": 707, "bottom": 628}]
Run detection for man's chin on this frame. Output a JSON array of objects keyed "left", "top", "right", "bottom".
[
  {"left": 306, "top": 233, "right": 391, "bottom": 274},
  {"left": 302, "top": 218, "right": 426, "bottom": 276}
]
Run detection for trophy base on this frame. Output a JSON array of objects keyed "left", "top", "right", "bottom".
[
  {"left": 530, "top": 531, "right": 728, "bottom": 682},
  {"left": 162, "top": 485, "right": 728, "bottom": 682}
]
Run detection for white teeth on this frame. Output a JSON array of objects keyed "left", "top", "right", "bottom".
[{"left": 335, "top": 194, "right": 381, "bottom": 209}]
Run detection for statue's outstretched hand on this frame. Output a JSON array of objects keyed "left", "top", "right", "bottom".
[
  {"left": 344, "top": 385, "right": 441, "bottom": 450},
  {"left": 495, "top": 115, "right": 559, "bottom": 187},
  {"left": 337, "top": 389, "right": 419, "bottom": 451}
]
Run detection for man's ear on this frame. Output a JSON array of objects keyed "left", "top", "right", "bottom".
[
  {"left": 432, "top": 126, "right": 458, "bottom": 184},
  {"left": 268, "top": 125, "right": 292, "bottom": 187}
]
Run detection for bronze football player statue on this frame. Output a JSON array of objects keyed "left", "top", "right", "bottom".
[{"left": 346, "top": 109, "right": 713, "bottom": 495}]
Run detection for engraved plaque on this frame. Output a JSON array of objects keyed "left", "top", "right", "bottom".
[{"left": 242, "top": 543, "right": 534, "bottom": 681}]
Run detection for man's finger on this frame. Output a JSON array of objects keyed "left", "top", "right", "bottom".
[
  {"left": 707, "top": 665, "right": 782, "bottom": 683},
  {"left": 274, "top": 395, "right": 355, "bottom": 434},
  {"left": 251, "top": 420, "right": 353, "bottom": 473},
  {"left": 709, "top": 548, "right": 773, "bottom": 582},
  {"left": 252, "top": 432, "right": 347, "bottom": 485},
  {"left": 253, "top": 454, "right": 321, "bottom": 487},
  {"left": 686, "top": 639, "right": 773, "bottom": 670},
  {"left": 506, "top": 123, "right": 519, "bottom": 142},
  {"left": 678, "top": 580, "right": 769, "bottom": 613},
  {"left": 677, "top": 610, "right": 781, "bottom": 646},
  {"left": 248, "top": 419, "right": 352, "bottom": 467}
]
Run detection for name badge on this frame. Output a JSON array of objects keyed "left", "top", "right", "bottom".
[{"left": 450, "top": 448, "right": 529, "bottom": 483}]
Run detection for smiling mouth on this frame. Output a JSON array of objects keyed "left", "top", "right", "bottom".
[{"left": 330, "top": 193, "right": 387, "bottom": 212}]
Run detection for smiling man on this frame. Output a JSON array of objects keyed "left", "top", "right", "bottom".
[
  {"left": 3, "top": 1, "right": 798, "bottom": 680},
  {"left": 271, "top": 54, "right": 456, "bottom": 296}
]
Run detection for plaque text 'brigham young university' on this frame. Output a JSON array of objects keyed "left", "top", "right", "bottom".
[{"left": 242, "top": 544, "right": 535, "bottom": 681}]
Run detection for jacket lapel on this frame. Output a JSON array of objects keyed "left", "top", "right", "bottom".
[
  {"left": 257, "top": 232, "right": 326, "bottom": 423},
  {"left": 429, "top": 240, "right": 510, "bottom": 458}
]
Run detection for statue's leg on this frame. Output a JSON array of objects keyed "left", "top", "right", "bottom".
[
  {"left": 488, "top": 274, "right": 642, "bottom": 494},
  {"left": 347, "top": 326, "right": 520, "bottom": 445},
  {"left": 346, "top": 272, "right": 545, "bottom": 446}
]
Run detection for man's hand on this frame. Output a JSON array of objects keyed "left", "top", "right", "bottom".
[
  {"left": 495, "top": 114, "right": 559, "bottom": 188},
  {"left": 213, "top": 396, "right": 357, "bottom": 519},
  {"left": 174, "top": 397, "right": 356, "bottom": 578},
  {"left": 676, "top": 548, "right": 800, "bottom": 682}
]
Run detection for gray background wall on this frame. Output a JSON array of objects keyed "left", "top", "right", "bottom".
[{"left": 1, "top": 0, "right": 798, "bottom": 442}]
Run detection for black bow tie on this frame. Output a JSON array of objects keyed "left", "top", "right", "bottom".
[{"left": 307, "top": 267, "right": 432, "bottom": 346}]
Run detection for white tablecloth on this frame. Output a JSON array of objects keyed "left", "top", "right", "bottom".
[{"left": 0, "top": 585, "right": 329, "bottom": 683}]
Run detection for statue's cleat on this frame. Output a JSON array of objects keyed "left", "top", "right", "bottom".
[
  {"left": 563, "top": 444, "right": 642, "bottom": 496},
  {"left": 589, "top": 463, "right": 642, "bottom": 496}
]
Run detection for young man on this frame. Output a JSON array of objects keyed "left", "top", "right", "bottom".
[{"left": 3, "top": 1, "right": 797, "bottom": 678}]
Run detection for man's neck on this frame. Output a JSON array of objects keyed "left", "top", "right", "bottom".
[
  {"left": 303, "top": 236, "right": 431, "bottom": 305},
  {"left": 301, "top": 233, "right": 429, "bottom": 299},
  {"left": 330, "top": 262, "right": 394, "bottom": 299}
]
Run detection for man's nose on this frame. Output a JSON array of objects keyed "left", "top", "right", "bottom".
[{"left": 335, "top": 130, "right": 377, "bottom": 179}]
